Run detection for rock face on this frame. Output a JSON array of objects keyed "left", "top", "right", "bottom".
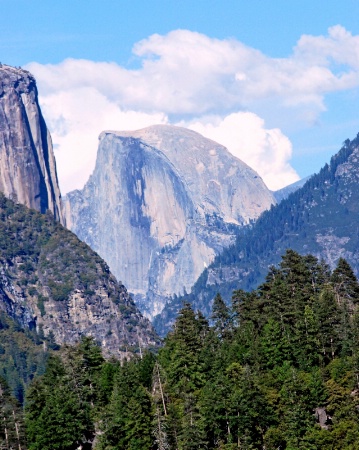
[
  {"left": 0, "top": 193, "right": 160, "bottom": 357},
  {"left": 0, "top": 64, "right": 63, "bottom": 222},
  {"left": 154, "top": 133, "right": 359, "bottom": 335},
  {"left": 64, "top": 125, "right": 275, "bottom": 317}
]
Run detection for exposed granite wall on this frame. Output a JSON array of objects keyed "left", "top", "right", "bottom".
[
  {"left": 64, "top": 125, "right": 275, "bottom": 317},
  {"left": 0, "top": 64, "right": 63, "bottom": 222}
]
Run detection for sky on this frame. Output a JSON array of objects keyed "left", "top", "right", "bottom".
[{"left": 2, "top": 0, "right": 359, "bottom": 193}]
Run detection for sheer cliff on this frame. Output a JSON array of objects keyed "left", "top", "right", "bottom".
[
  {"left": 0, "top": 64, "right": 63, "bottom": 222},
  {"left": 0, "top": 193, "right": 160, "bottom": 357},
  {"left": 64, "top": 125, "right": 275, "bottom": 317},
  {"left": 154, "top": 133, "right": 359, "bottom": 334}
]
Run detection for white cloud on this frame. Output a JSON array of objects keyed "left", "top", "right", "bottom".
[
  {"left": 183, "top": 112, "right": 299, "bottom": 191},
  {"left": 40, "top": 87, "right": 167, "bottom": 193},
  {"left": 294, "top": 25, "right": 359, "bottom": 70},
  {"left": 25, "top": 26, "right": 359, "bottom": 193}
]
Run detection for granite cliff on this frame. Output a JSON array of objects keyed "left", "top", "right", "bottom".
[
  {"left": 0, "top": 64, "right": 63, "bottom": 222},
  {"left": 64, "top": 125, "right": 275, "bottom": 317},
  {"left": 0, "top": 64, "right": 159, "bottom": 355}
]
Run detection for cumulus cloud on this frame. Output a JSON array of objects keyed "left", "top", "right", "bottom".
[
  {"left": 40, "top": 88, "right": 167, "bottom": 193},
  {"left": 183, "top": 113, "right": 299, "bottom": 191},
  {"left": 26, "top": 26, "right": 359, "bottom": 193}
]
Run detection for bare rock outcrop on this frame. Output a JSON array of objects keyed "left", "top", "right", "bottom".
[
  {"left": 0, "top": 64, "right": 63, "bottom": 222},
  {"left": 64, "top": 125, "right": 275, "bottom": 317}
]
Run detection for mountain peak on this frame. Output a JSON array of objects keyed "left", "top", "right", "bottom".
[{"left": 65, "top": 125, "right": 275, "bottom": 318}]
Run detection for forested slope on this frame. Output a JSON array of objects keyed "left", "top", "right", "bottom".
[
  {"left": 22, "top": 251, "right": 359, "bottom": 449},
  {"left": 0, "top": 193, "right": 160, "bottom": 356}
]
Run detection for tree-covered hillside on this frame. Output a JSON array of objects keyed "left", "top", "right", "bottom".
[
  {"left": 23, "top": 251, "right": 359, "bottom": 449},
  {"left": 0, "top": 193, "right": 159, "bottom": 355},
  {"left": 154, "top": 133, "right": 359, "bottom": 335},
  {"left": 0, "top": 311, "right": 60, "bottom": 404}
]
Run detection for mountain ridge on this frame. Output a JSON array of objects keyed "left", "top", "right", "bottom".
[{"left": 0, "top": 193, "right": 160, "bottom": 357}]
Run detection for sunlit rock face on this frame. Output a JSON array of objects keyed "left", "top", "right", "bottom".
[
  {"left": 0, "top": 64, "right": 63, "bottom": 222},
  {"left": 64, "top": 125, "right": 275, "bottom": 317}
]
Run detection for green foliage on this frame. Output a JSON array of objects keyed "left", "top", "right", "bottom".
[
  {"left": 0, "top": 376, "right": 26, "bottom": 449},
  {"left": 25, "top": 354, "right": 93, "bottom": 450},
  {"left": 20, "top": 250, "right": 359, "bottom": 449},
  {"left": 0, "top": 193, "right": 141, "bottom": 319},
  {"left": 25, "top": 338, "right": 108, "bottom": 449},
  {"left": 95, "top": 355, "right": 155, "bottom": 450},
  {"left": 0, "top": 312, "right": 54, "bottom": 404},
  {"left": 154, "top": 251, "right": 359, "bottom": 449}
]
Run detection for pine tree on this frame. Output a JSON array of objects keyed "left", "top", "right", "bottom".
[
  {"left": 97, "top": 359, "right": 153, "bottom": 450},
  {"left": 313, "top": 289, "right": 341, "bottom": 362},
  {"left": 332, "top": 257, "right": 359, "bottom": 309},
  {"left": 211, "top": 293, "right": 232, "bottom": 340},
  {"left": 25, "top": 355, "right": 93, "bottom": 450},
  {"left": 0, "top": 377, "right": 26, "bottom": 450},
  {"left": 158, "top": 303, "right": 209, "bottom": 449},
  {"left": 259, "top": 318, "right": 290, "bottom": 369},
  {"left": 161, "top": 303, "right": 206, "bottom": 395}
]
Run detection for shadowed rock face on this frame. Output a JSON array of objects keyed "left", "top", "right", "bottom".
[
  {"left": 64, "top": 125, "right": 275, "bottom": 317},
  {"left": 0, "top": 64, "right": 63, "bottom": 222}
]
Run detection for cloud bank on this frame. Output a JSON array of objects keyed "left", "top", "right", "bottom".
[{"left": 26, "top": 26, "right": 359, "bottom": 193}]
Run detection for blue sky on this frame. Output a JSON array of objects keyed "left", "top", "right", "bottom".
[{"left": 2, "top": 0, "right": 359, "bottom": 193}]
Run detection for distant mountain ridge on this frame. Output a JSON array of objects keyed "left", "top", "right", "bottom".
[
  {"left": 154, "top": 133, "right": 359, "bottom": 335},
  {"left": 64, "top": 125, "right": 275, "bottom": 318},
  {"left": 273, "top": 175, "right": 311, "bottom": 203}
]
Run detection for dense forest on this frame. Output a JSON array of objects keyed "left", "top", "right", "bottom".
[{"left": 2, "top": 249, "right": 359, "bottom": 449}]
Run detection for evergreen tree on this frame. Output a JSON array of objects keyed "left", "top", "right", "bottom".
[
  {"left": 20, "top": 249, "right": 359, "bottom": 449},
  {"left": 332, "top": 257, "right": 359, "bottom": 308},
  {"left": 0, "top": 377, "right": 26, "bottom": 450},
  {"left": 160, "top": 303, "right": 206, "bottom": 396},
  {"left": 158, "top": 303, "right": 209, "bottom": 449},
  {"left": 211, "top": 293, "right": 232, "bottom": 340},
  {"left": 97, "top": 358, "right": 153, "bottom": 450},
  {"left": 25, "top": 355, "right": 93, "bottom": 450},
  {"left": 313, "top": 289, "right": 341, "bottom": 362}
]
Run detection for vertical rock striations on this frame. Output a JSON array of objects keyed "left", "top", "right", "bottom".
[
  {"left": 0, "top": 64, "right": 63, "bottom": 222},
  {"left": 64, "top": 125, "right": 275, "bottom": 317}
]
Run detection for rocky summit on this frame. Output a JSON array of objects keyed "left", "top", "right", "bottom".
[
  {"left": 0, "top": 64, "right": 63, "bottom": 222},
  {"left": 64, "top": 124, "right": 275, "bottom": 317}
]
